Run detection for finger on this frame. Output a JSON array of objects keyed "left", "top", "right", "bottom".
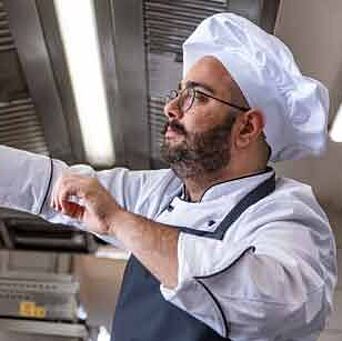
[
  {"left": 51, "top": 173, "right": 73, "bottom": 210},
  {"left": 57, "top": 177, "right": 82, "bottom": 211},
  {"left": 51, "top": 173, "right": 89, "bottom": 212},
  {"left": 50, "top": 175, "right": 61, "bottom": 210}
]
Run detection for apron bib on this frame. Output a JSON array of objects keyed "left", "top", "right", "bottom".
[{"left": 111, "top": 173, "right": 275, "bottom": 341}]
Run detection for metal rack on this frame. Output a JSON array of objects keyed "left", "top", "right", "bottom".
[
  {"left": 0, "top": 318, "right": 88, "bottom": 341},
  {"left": 0, "top": 250, "right": 89, "bottom": 340},
  {"left": 0, "top": 277, "right": 79, "bottom": 321}
]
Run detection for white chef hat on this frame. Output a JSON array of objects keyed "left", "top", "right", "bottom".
[{"left": 182, "top": 13, "right": 329, "bottom": 162}]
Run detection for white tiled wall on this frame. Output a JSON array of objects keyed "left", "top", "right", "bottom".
[{"left": 319, "top": 249, "right": 342, "bottom": 340}]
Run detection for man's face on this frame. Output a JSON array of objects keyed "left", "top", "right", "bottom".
[{"left": 161, "top": 56, "right": 243, "bottom": 178}]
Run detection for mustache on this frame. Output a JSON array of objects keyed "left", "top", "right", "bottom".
[{"left": 162, "top": 121, "right": 187, "bottom": 136}]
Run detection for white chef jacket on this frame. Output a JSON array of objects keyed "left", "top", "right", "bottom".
[{"left": 0, "top": 145, "right": 337, "bottom": 340}]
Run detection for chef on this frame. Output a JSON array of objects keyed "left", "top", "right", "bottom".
[{"left": 0, "top": 13, "right": 337, "bottom": 341}]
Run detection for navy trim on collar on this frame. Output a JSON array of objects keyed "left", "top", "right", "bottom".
[
  {"left": 178, "top": 172, "right": 276, "bottom": 240},
  {"left": 180, "top": 167, "right": 273, "bottom": 203}
]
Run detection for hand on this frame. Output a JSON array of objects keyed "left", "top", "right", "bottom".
[{"left": 50, "top": 173, "right": 122, "bottom": 234}]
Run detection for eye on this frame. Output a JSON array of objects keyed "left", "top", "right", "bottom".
[{"left": 193, "top": 90, "right": 209, "bottom": 103}]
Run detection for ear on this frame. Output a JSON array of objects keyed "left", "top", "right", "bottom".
[{"left": 233, "top": 110, "right": 265, "bottom": 150}]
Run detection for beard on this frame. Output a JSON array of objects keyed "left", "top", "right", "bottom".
[{"left": 160, "top": 115, "right": 235, "bottom": 179}]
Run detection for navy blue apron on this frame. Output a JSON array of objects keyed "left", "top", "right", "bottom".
[{"left": 111, "top": 173, "right": 275, "bottom": 341}]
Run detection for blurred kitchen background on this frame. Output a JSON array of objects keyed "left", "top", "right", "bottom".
[{"left": 0, "top": 0, "right": 341, "bottom": 340}]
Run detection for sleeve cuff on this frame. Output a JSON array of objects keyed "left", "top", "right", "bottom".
[{"left": 177, "top": 230, "right": 254, "bottom": 284}]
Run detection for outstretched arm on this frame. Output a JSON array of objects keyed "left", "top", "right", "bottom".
[
  {"left": 50, "top": 172, "right": 179, "bottom": 288},
  {"left": 0, "top": 145, "right": 167, "bottom": 251}
]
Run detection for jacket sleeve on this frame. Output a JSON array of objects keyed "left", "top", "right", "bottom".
[
  {"left": 0, "top": 146, "right": 53, "bottom": 216},
  {"left": 0, "top": 145, "right": 168, "bottom": 244},
  {"left": 160, "top": 199, "right": 337, "bottom": 340}
]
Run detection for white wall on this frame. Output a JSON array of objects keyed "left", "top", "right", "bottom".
[
  {"left": 274, "top": 0, "right": 342, "bottom": 242},
  {"left": 275, "top": 0, "right": 342, "bottom": 118},
  {"left": 274, "top": 1, "right": 342, "bottom": 339}
]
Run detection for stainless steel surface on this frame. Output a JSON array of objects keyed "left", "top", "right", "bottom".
[
  {"left": 3, "top": 0, "right": 75, "bottom": 162},
  {"left": 0, "top": 2, "right": 13, "bottom": 51},
  {"left": 260, "top": 0, "right": 281, "bottom": 33},
  {"left": 34, "top": 0, "right": 86, "bottom": 164},
  {"left": 0, "top": 318, "right": 88, "bottom": 339},
  {"left": 227, "top": 0, "right": 263, "bottom": 24},
  {"left": 0, "top": 221, "right": 13, "bottom": 248},
  {"left": 0, "top": 217, "right": 98, "bottom": 253},
  {"left": 0, "top": 0, "right": 49, "bottom": 154},
  {"left": 0, "top": 250, "right": 74, "bottom": 281},
  {"left": 0, "top": 251, "right": 72, "bottom": 276},
  {"left": 0, "top": 277, "right": 79, "bottom": 321},
  {"left": 0, "top": 99, "right": 48, "bottom": 154},
  {"left": 93, "top": 0, "right": 125, "bottom": 167},
  {"left": 101, "top": 0, "right": 150, "bottom": 169},
  {"left": 228, "top": 0, "right": 280, "bottom": 32},
  {"left": 0, "top": 250, "right": 78, "bottom": 321},
  {"left": 144, "top": 0, "right": 226, "bottom": 55}
]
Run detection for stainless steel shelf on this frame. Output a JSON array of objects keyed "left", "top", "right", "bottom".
[{"left": 0, "top": 318, "right": 88, "bottom": 339}]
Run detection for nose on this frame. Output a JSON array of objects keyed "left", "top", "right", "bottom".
[{"left": 163, "top": 97, "right": 183, "bottom": 120}]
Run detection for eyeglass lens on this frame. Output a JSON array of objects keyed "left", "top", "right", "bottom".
[{"left": 166, "top": 88, "right": 194, "bottom": 112}]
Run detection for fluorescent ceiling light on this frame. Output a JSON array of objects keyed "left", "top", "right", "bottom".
[
  {"left": 330, "top": 103, "right": 342, "bottom": 142},
  {"left": 54, "top": 0, "right": 115, "bottom": 166}
]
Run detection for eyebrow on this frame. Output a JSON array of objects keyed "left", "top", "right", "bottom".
[{"left": 180, "top": 80, "right": 215, "bottom": 95}]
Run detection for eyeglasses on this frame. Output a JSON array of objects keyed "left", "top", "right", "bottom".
[{"left": 165, "top": 87, "right": 250, "bottom": 113}]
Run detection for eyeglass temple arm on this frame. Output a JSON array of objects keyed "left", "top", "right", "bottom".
[{"left": 196, "top": 90, "right": 250, "bottom": 112}]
